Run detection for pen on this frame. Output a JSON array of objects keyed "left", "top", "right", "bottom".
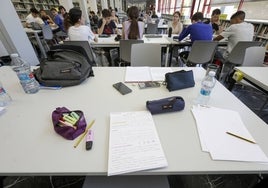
[
  {"left": 226, "top": 131, "right": 256, "bottom": 144},
  {"left": 86, "top": 130, "right": 93, "bottom": 150},
  {"left": 74, "top": 119, "right": 95, "bottom": 148}
]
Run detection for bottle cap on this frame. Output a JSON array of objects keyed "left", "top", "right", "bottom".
[{"left": 10, "top": 53, "right": 19, "bottom": 58}]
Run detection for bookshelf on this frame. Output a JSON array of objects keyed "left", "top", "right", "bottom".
[{"left": 11, "top": 0, "right": 60, "bottom": 23}]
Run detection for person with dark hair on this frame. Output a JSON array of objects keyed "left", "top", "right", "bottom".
[
  {"left": 205, "top": 8, "right": 222, "bottom": 34},
  {"left": 122, "top": 6, "right": 144, "bottom": 39},
  {"left": 65, "top": 8, "right": 97, "bottom": 42},
  {"left": 25, "top": 7, "right": 44, "bottom": 27},
  {"left": 58, "top": 5, "right": 67, "bottom": 21},
  {"left": 214, "top": 10, "right": 254, "bottom": 57},
  {"left": 51, "top": 7, "right": 65, "bottom": 32},
  {"left": 175, "top": 12, "right": 213, "bottom": 42},
  {"left": 98, "top": 9, "right": 118, "bottom": 35},
  {"left": 40, "top": 9, "right": 55, "bottom": 25},
  {"left": 168, "top": 11, "right": 183, "bottom": 34}
]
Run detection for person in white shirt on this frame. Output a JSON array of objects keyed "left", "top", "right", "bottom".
[
  {"left": 214, "top": 10, "right": 254, "bottom": 58},
  {"left": 65, "top": 8, "right": 97, "bottom": 42},
  {"left": 25, "top": 8, "right": 44, "bottom": 27}
]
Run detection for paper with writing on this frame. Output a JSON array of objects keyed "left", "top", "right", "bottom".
[{"left": 108, "top": 111, "right": 168, "bottom": 176}]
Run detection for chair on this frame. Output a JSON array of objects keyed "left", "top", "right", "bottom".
[
  {"left": 146, "top": 23, "right": 158, "bottom": 34},
  {"left": 63, "top": 40, "right": 97, "bottom": 66},
  {"left": 180, "top": 40, "right": 219, "bottom": 67},
  {"left": 119, "top": 39, "right": 144, "bottom": 66},
  {"left": 219, "top": 41, "right": 262, "bottom": 81},
  {"left": 131, "top": 43, "right": 162, "bottom": 67},
  {"left": 242, "top": 46, "right": 266, "bottom": 66},
  {"left": 41, "top": 24, "right": 57, "bottom": 51}
]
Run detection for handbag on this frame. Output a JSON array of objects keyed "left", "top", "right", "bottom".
[
  {"left": 52, "top": 107, "right": 87, "bottom": 140},
  {"left": 165, "top": 70, "right": 195, "bottom": 91},
  {"left": 146, "top": 96, "right": 185, "bottom": 114}
]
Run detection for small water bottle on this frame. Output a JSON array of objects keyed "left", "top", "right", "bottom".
[
  {"left": 0, "top": 81, "right": 12, "bottom": 107},
  {"left": 168, "top": 27, "right": 172, "bottom": 37},
  {"left": 194, "top": 71, "right": 216, "bottom": 105},
  {"left": 10, "top": 53, "right": 40, "bottom": 94}
]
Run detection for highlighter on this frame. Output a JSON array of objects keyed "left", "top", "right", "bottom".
[{"left": 86, "top": 130, "right": 93, "bottom": 150}]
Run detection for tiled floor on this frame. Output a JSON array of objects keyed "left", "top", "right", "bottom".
[{"left": 2, "top": 82, "right": 268, "bottom": 188}]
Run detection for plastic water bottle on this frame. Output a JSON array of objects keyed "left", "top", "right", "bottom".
[
  {"left": 0, "top": 81, "right": 12, "bottom": 107},
  {"left": 194, "top": 71, "right": 216, "bottom": 105},
  {"left": 10, "top": 54, "right": 40, "bottom": 94}
]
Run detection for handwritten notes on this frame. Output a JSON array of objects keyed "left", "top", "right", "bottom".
[{"left": 108, "top": 111, "right": 168, "bottom": 176}]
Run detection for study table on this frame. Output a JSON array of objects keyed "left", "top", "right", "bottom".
[
  {"left": 0, "top": 66, "right": 268, "bottom": 176},
  {"left": 91, "top": 34, "right": 173, "bottom": 67}
]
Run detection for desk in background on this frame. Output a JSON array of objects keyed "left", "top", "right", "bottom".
[
  {"left": 1, "top": 66, "right": 268, "bottom": 176},
  {"left": 91, "top": 34, "right": 172, "bottom": 67}
]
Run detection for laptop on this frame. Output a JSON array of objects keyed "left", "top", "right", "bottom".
[{"left": 30, "top": 22, "right": 42, "bottom": 30}]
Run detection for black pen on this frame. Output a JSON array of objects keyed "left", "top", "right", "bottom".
[{"left": 86, "top": 130, "right": 93, "bottom": 150}]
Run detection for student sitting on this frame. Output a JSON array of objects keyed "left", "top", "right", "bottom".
[
  {"left": 122, "top": 6, "right": 144, "bottom": 40},
  {"left": 168, "top": 11, "right": 183, "bottom": 35},
  {"left": 175, "top": 12, "right": 213, "bottom": 42},
  {"left": 213, "top": 10, "right": 254, "bottom": 58},
  {"left": 51, "top": 8, "right": 65, "bottom": 32},
  {"left": 40, "top": 9, "right": 55, "bottom": 26},
  {"left": 64, "top": 8, "right": 97, "bottom": 42},
  {"left": 25, "top": 8, "right": 44, "bottom": 28},
  {"left": 98, "top": 9, "right": 118, "bottom": 35}
]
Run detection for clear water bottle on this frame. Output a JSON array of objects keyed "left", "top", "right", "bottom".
[
  {"left": 0, "top": 81, "right": 12, "bottom": 107},
  {"left": 10, "top": 53, "right": 40, "bottom": 94},
  {"left": 194, "top": 71, "right": 216, "bottom": 105}
]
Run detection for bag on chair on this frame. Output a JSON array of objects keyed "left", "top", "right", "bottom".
[{"left": 34, "top": 49, "right": 94, "bottom": 87}]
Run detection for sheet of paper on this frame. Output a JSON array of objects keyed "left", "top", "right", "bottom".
[
  {"left": 108, "top": 111, "right": 168, "bottom": 176},
  {"left": 191, "top": 105, "right": 268, "bottom": 162},
  {"left": 150, "top": 67, "right": 172, "bottom": 81}
]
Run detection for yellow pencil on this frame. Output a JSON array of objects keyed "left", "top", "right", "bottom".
[
  {"left": 74, "top": 119, "right": 95, "bottom": 148},
  {"left": 226, "top": 131, "right": 256, "bottom": 144}
]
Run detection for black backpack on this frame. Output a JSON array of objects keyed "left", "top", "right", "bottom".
[{"left": 34, "top": 46, "right": 94, "bottom": 87}]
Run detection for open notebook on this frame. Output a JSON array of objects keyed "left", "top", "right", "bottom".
[{"left": 125, "top": 67, "right": 172, "bottom": 83}]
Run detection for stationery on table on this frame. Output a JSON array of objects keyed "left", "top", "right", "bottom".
[
  {"left": 73, "top": 119, "right": 95, "bottom": 148},
  {"left": 125, "top": 67, "right": 172, "bottom": 83},
  {"left": 108, "top": 111, "right": 168, "bottom": 176},
  {"left": 191, "top": 105, "right": 268, "bottom": 162}
]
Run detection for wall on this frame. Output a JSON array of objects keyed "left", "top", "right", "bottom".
[{"left": 242, "top": 1, "right": 268, "bottom": 20}]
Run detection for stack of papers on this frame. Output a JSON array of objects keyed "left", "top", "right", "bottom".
[
  {"left": 125, "top": 67, "right": 172, "bottom": 83},
  {"left": 108, "top": 111, "right": 168, "bottom": 176},
  {"left": 191, "top": 105, "right": 268, "bottom": 162}
]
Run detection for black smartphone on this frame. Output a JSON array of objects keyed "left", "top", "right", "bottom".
[{"left": 113, "top": 82, "right": 132, "bottom": 95}]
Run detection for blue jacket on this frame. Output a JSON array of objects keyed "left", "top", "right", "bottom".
[{"left": 177, "top": 22, "right": 213, "bottom": 42}]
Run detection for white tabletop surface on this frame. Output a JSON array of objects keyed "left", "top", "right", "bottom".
[
  {"left": 234, "top": 67, "right": 268, "bottom": 92},
  {"left": 0, "top": 66, "right": 268, "bottom": 175}
]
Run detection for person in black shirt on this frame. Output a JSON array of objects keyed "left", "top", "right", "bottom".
[{"left": 97, "top": 9, "right": 118, "bottom": 35}]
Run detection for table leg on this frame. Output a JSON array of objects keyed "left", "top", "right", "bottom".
[
  {"left": 165, "top": 45, "right": 170, "bottom": 67},
  {"left": 33, "top": 32, "right": 47, "bottom": 59}
]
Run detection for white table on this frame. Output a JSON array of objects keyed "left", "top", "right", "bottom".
[
  {"left": 234, "top": 67, "right": 268, "bottom": 93},
  {"left": 91, "top": 34, "right": 172, "bottom": 67},
  {"left": 0, "top": 66, "right": 268, "bottom": 175}
]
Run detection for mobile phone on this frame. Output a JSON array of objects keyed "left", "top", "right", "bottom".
[{"left": 113, "top": 82, "right": 132, "bottom": 95}]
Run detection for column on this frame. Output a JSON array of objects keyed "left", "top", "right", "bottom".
[{"left": 0, "top": 0, "right": 39, "bottom": 65}]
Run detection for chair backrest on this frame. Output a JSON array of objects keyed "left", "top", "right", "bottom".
[
  {"left": 63, "top": 40, "right": 97, "bottom": 66},
  {"left": 242, "top": 46, "right": 266, "bottom": 66},
  {"left": 131, "top": 43, "right": 162, "bottom": 67},
  {"left": 227, "top": 41, "right": 262, "bottom": 66},
  {"left": 119, "top": 39, "right": 144, "bottom": 63},
  {"left": 187, "top": 40, "right": 218, "bottom": 65},
  {"left": 42, "top": 24, "right": 53, "bottom": 40},
  {"left": 146, "top": 23, "right": 158, "bottom": 34}
]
